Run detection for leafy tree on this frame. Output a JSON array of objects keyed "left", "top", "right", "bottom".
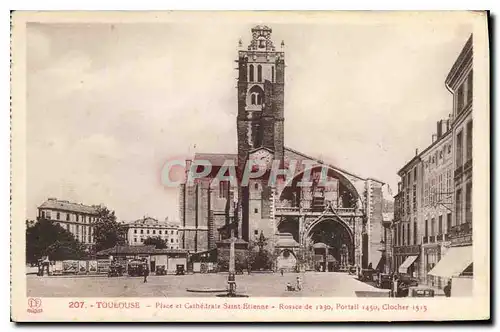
[
  {"left": 26, "top": 218, "right": 85, "bottom": 264},
  {"left": 143, "top": 236, "right": 167, "bottom": 249},
  {"left": 247, "top": 233, "right": 275, "bottom": 271},
  {"left": 93, "top": 206, "right": 126, "bottom": 252}
]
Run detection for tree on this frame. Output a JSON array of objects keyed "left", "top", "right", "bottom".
[
  {"left": 93, "top": 206, "right": 126, "bottom": 252},
  {"left": 247, "top": 233, "right": 275, "bottom": 271},
  {"left": 143, "top": 236, "right": 167, "bottom": 249},
  {"left": 26, "top": 218, "right": 85, "bottom": 264}
]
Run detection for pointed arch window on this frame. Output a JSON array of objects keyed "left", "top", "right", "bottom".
[
  {"left": 251, "top": 94, "right": 256, "bottom": 105},
  {"left": 257, "top": 65, "right": 262, "bottom": 82},
  {"left": 272, "top": 66, "right": 275, "bottom": 82},
  {"left": 249, "top": 64, "right": 254, "bottom": 82}
]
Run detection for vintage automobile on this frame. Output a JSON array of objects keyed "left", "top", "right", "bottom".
[
  {"left": 358, "top": 268, "right": 377, "bottom": 282},
  {"left": 376, "top": 273, "right": 392, "bottom": 289},
  {"left": 175, "top": 264, "right": 185, "bottom": 275},
  {"left": 155, "top": 265, "right": 167, "bottom": 276},
  {"left": 398, "top": 274, "right": 419, "bottom": 287},
  {"left": 108, "top": 263, "right": 124, "bottom": 277},
  {"left": 410, "top": 287, "right": 435, "bottom": 297},
  {"left": 128, "top": 260, "right": 148, "bottom": 277}
]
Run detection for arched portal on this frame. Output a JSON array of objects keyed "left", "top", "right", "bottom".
[{"left": 307, "top": 217, "right": 354, "bottom": 271}]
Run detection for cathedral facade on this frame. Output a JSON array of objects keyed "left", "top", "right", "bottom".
[{"left": 178, "top": 25, "right": 389, "bottom": 271}]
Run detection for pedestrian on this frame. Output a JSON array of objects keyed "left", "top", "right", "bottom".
[
  {"left": 281, "top": 269, "right": 284, "bottom": 276},
  {"left": 296, "top": 276, "right": 302, "bottom": 291},
  {"left": 444, "top": 280, "right": 452, "bottom": 297},
  {"left": 143, "top": 264, "right": 149, "bottom": 283}
]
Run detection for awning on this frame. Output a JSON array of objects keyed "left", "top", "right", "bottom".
[
  {"left": 398, "top": 255, "right": 418, "bottom": 274},
  {"left": 428, "top": 246, "right": 472, "bottom": 278},
  {"left": 370, "top": 250, "right": 382, "bottom": 270}
]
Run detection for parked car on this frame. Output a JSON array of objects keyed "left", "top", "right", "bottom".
[
  {"left": 155, "top": 265, "right": 167, "bottom": 276},
  {"left": 376, "top": 273, "right": 392, "bottom": 289},
  {"left": 175, "top": 264, "right": 185, "bottom": 275},
  {"left": 128, "top": 260, "right": 148, "bottom": 277},
  {"left": 108, "top": 263, "right": 124, "bottom": 277}
]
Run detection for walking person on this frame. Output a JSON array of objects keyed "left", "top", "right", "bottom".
[
  {"left": 281, "top": 269, "right": 284, "bottom": 276},
  {"left": 143, "top": 264, "right": 149, "bottom": 283},
  {"left": 296, "top": 276, "right": 302, "bottom": 291},
  {"left": 443, "top": 280, "right": 452, "bottom": 297}
]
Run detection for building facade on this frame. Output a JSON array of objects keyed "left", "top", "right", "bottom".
[
  {"left": 123, "top": 217, "right": 180, "bottom": 249},
  {"left": 394, "top": 154, "right": 423, "bottom": 279},
  {"left": 178, "top": 25, "right": 390, "bottom": 271},
  {"left": 420, "top": 120, "right": 453, "bottom": 288},
  {"left": 37, "top": 197, "right": 99, "bottom": 246},
  {"left": 393, "top": 35, "right": 474, "bottom": 295}
]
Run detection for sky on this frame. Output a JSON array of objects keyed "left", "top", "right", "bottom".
[{"left": 26, "top": 17, "right": 472, "bottom": 221}]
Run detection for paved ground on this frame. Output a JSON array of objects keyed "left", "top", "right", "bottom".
[{"left": 27, "top": 272, "right": 388, "bottom": 297}]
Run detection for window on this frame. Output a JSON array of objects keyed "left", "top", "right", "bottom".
[
  {"left": 66, "top": 213, "right": 70, "bottom": 221},
  {"left": 251, "top": 94, "right": 256, "bottom": 105},
  {"left": 438, "top": 215, "right": 443, "bottom": 234},
  {"left": 171, "top": 230, "right": 174, "bottom": 235},
  {"left": 254, "top": 182, "right": 259, "bottom": 190},
  {"left": 413, "top": 168, "right": 417, "bottom": 182},
  {"left": 425, "top": 219, "right": 428, "bottom": 238},
  {"left": 82, "top": 216, "right": 86, "bottom": 223},
  {"left": 66, "top": 224, "right": 70, "bottom": 231},
  {"left": 465, "top": 182, "right": 472, "bottom": 223},
  {"left": 170, "top": 238, "right": 174, "bottom": 243},
  {"left": 41, "top": 211, "right": 45, "bottom": 219},
  {"left": 141, "top": 238, "right": 144, "bottom": 243},
  {"left": 254, "top": 208, "right": 259, "bottom": 214},
  {"left": 257, "top": 65, "right": 262, "bottom": 82},
  {"left": 134, "top": 229, "right": 137, "bottom": 234},
  {"left": 271, "top": 66, "right": 275, "bottom": 82},
  {"left": 140, "top": 229, "right": 143, "bottom": 234},
  {"left": 249, "top": 64, "right": 254, "bottom": 82},
  {"left": 466, "top": 120, "right": 473, "bottom": 161},
  {"left": 457, "top": 84, "right": 465, "bottom": 113},
  {"left": 153, "top": 230, "right": 156, "bottom": 235},
  {"left": 395, "top": 225, "right": 399, "bottom": 246},
  {"left": 456, "top": 131, "right": 463, "bottom": 166},
  {"left": 407, "top": 224, "right": 410, "bottom": 246},
  {"left": 76, "top": 214, "right": 79, "bottom": 222},
  {"left": 147, "top": 230, "right": 150, "bottom": 234},
  {"left": 431, "top": 218, "right": 435, "bottom": 237},
  {"left": 447, "top": 213, "right": 452, "bottom": 233},
  {"left": 88, "top": 235, "right": 91, "bottom": 243},
  {"left": 456, "top": 189, "right": 463, "bottom": 225},
  {"left": 55, "top": 212, "right": 60, "bottom": 220},
  {"left": 159, "top": 230, "right": 162, "bottom": 235},
  {"left": 219, "top": 181, "right": 229, "bottom": 199},
  {"left": 254, "top": 230, "right": 259, "bottom": 235},
  {"left": 46, "top": 211, "right": 51, "bottom": 219},
  {"left": 467, "top": 70, "right": 473, "bottom": 104},
  {"left": 413, "top": 222, "right": 417, "bottom": 245},
  {"left": 448, "top": 144, "right": 452, "bottom": 154},
  {"left": 134, "top": 238, "right": 137, "bottom": 243}
]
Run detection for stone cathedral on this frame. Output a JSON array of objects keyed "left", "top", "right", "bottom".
[{"left": 178, "top": 25, "right": 390, "bottom": 272}]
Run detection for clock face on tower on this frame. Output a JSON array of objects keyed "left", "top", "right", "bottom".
[{"left": 248, "top": 148, "right": 274, "bottom": 169}]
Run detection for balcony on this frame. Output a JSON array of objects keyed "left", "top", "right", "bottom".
[
  {"left": 454, "top": 165, "right": 463, "bottom": 180},
  {"left": 464, "top": 158, "right": 472, "bottom": 174},
  {"left": 436, "top": 233, "right": 449, "bottom": 242},
  {"left": 449, "top": 222, "right": 472, "bottom": 246}
]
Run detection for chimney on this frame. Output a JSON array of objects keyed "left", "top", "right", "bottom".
[
  {"left": 437, "top": 120, "right": 443, "bottom": 139},
  {"left": 415, "top": 148, "right": 419, "bottom": 156}
]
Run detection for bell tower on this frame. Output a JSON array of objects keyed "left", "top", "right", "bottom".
[
  {"left": 236, "top": 25, "right": 285, "bottom": 175},
  {"left": 235, "top": 25, "right": 285, "bottom": 242}
]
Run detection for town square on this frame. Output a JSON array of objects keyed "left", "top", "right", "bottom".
[{"left": 20, "top": 15, "right": 477, "bottom": 303}]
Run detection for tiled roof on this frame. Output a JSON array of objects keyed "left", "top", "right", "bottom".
[
  {"left": 194, "top": 153, "right": 237, "bottom": 167},
  {"left": 123, "top": 217, "right": 180, "bottom": 228},
  {"left": 38, "top": 198, "right": 99, "bottom": 214}
]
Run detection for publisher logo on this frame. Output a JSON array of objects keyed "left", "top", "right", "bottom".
[{"left": 27, "top": 298, "right": 43, "bottom": 314}]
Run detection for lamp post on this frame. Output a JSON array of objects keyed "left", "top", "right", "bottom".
[{"left": 227, "top": 236, "right": 237, "bottom": 296}]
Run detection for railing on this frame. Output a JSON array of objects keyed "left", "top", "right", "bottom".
[
  {"left": 450, "top": 222, "right": 472, "bottom": 238},
  {"left": 454, "top": 165, "right": 463, "bottom": 179},
  {"left": 275, "top": 206, "right": 356, "bottom": 215},
  {"left": 464, "top": 159, "right": 472, "bottom": 173}
]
